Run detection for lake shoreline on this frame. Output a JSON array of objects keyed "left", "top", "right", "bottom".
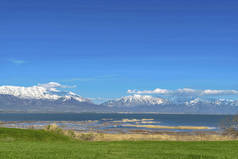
[{"left": 1, "top": 120, "right": 237, "bottom": 141}]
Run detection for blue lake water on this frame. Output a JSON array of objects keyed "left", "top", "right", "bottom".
[{"left": 0, "top": 113, "right": 234, "bottom": 132}]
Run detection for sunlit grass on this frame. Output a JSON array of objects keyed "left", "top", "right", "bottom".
[{"left": 0, "top": 127, "right": 238, "bottom": 159}]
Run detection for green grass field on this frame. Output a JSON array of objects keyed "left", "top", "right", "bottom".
[{"left": 0, "top": 127, "right": 238, "bottom": 159}]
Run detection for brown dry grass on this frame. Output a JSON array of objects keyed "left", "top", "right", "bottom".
[
  {"left": 41, "top": 124, "right": 238, "bottom": 141},
  {"left": 123, "top": 124, "right": 211, "bottom": 130},
  {"left": 72, "top": 132, "right": 237, "bottom": 141}
]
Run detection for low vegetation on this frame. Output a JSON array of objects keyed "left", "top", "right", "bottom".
[
  {"left": 0, "top": 127, "right": 71, "bottom": 142},
  {"left": 123, "top": 124, "right": 211, "bottom": 130},
  {"left": 220, "top": 115, "right": 238, "bottom": 138},
  {"left": 1, "top": 127, "right": 238, "bottom": 159},
  {"left": 41, "top": 123, "right": 238, "bottom": 141}
]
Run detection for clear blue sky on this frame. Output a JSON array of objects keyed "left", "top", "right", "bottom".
[{"left": 0, "top": 0, "right": 238, "bottom": 99}]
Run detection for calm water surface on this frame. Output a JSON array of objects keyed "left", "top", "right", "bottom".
[
  {"left": 0, "top": 113, "right": 235, "bottom": 132},
  {"left": 0, "top": 113, "right": 233, "bottom": 127}
]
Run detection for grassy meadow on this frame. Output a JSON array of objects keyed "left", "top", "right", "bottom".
[{"left": 0, "top": 127, "right": 238, "bottom": 159}]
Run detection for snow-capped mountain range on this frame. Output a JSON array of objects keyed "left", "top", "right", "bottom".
[
  {"left": 0, "top": 83, "right": 238, "bottom": 114},
  {"left": 101, "top": 94, "right": 238, "bottom": 107},
  {"left": 102, "top": 95, "right": 167, "bottom": 107},
  {"left": 101, "top": 95, "right": 238, "bottom": 114},
  {"left": 0, "top": 83, "right": 102, "bottom": 112},
  {"left": 0, "top": 83, "right": 89, "bottom": 102}
]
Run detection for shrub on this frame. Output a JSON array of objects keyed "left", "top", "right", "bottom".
[
  {"left": 220, "top": 115, "right": 238, "bottom": 137},
  {"left": 79, "top": 133, "right": 95, "bottom": 141},
  {"left": 44, "top": 123, "right": 63, "bottom": 135},
  {"left": 65, "top": 129, "right": 76, "bottom": 138}
]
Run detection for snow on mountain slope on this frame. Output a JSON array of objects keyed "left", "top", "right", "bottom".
[
  {"left": 0, "top": 82, "right": 89, "bottom": 102},
  {"left": 102, "top": 94, "right": 167, "bottom": 107},
  {"left": 213, "top": 98, "right": 238, "bottom": 106},
  {"left": 102, "top": 94, "right": 238, "bottom": 107},
  {"left": 0, "top": 85, "right": 59, "bottom": 100},
  {"left": 185, "top": 98, "right": 204, "bottom": 106}
]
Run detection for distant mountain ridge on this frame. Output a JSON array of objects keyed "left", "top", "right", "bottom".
[
  {"left": 101, "top": 95, "right": 238, "bottom": 107},
  {"left": 0, "top": 84, "right": 89, "bottom": 102},
  {"left": 0, "top": 84, "right": 238, "bottom": 114},
  {"left": 101, "top": 95, "right": 238, "bottom": 114},
  {"left": 102, "top": 95, "right": 166, "bottom": 107},
  {"left": 0, "top": 84, "right": 101, "bottom": 112}
]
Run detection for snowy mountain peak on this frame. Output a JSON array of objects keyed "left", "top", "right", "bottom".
[
  {"left": 0, "top": 85, "right": 57, "bottom": 100},
  {"left": 102, "top": 94, "right": 166, "bottom": 107},
  {"left": 0, "top": 83, "right": 89, "bottom": 102},
  {"left": 185, "top": 98, "right": 203, "bottom": 106}
]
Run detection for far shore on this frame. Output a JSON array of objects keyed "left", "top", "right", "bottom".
[
  {"left": 1, "top": 121, "right": 237, "bottom": 141},
  {"left": 0, "top": 111, "right": 236, "bottom": 115}
]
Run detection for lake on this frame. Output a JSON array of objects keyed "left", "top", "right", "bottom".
[{"left": 0, "top": 113, "right": 234, "bottom": 132}]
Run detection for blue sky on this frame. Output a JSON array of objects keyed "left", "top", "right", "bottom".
[{"left": 0, "top": 0, "right": 238, "bottom": 100}]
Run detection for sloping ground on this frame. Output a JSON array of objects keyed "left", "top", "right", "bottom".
[
  {"left": 0, "top": 128, "right": 238, "bottom": 159},
  {"left": 0, "top": 127, "right": 71, "bottom": 142}
]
